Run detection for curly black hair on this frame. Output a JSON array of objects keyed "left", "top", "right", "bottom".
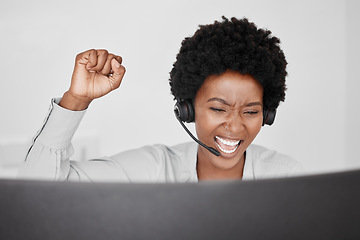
[{"left": 169, "top": 16, "right": 287, "bottom": 110}]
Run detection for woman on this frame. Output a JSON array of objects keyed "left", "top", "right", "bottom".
[{"left": 18, "top": 17, "right": 302, "bottom": 181}]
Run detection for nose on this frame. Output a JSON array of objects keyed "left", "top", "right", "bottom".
[{"left": 225, "top": 113, "right": 244, "bottom": 133}]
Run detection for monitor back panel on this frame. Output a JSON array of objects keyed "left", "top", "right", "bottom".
[{"left": 1, "top": 170, "right": 360, "bottom": 240}]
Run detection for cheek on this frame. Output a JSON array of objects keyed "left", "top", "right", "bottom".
[
  {"left": 195, "top": 111, "right": 223, "bottom": 139},
  {"left": 247, "top": 119, "right": 263, "bottom": 138}
]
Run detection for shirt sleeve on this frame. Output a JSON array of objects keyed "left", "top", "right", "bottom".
[
  {"left": 16, "top": 98, "right": 189, "bottom": 183},
  {"left": 17, "top": 98, "right": 86, "bottom": 181}
]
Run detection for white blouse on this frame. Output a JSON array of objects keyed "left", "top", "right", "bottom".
[{"left": 18, "top": 99, "right": 303, "bottom": 182}]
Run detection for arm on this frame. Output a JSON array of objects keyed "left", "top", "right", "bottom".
[{"left": 18, "top": 49, "right": 126, "bottom": 181}]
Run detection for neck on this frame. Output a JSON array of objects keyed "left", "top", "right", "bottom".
[{"left": 196, "top": 150, "right": 245, "bottom": 181}]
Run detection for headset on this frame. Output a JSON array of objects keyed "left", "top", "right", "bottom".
[
  {"left": 174, "top": 98, "right": 276, "bottom": 125},
  {"left": 174, "top": 98, "right": 276, "bottom": 157}
]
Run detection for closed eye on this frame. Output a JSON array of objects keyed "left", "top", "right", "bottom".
[
  {"left": 245, "top": 111, "right": 259, "bottom": 115},
  {"left": 210, "top": 107, "right": 225, "bottom": 112}
]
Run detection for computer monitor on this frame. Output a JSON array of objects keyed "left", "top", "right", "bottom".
[{"left": 1, "top": 169, "right": 360, "bottom": 239}]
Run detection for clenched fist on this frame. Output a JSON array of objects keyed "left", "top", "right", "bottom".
[{"left": 59, "top": 49, "right": 126, "bottom": 111}]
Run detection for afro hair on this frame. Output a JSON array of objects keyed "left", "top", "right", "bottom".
[{"left": 169, "top": 16, "right": 287, "bottom": 110}]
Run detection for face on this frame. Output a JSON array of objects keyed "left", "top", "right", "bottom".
[{"left": 194, "top": 70, "right": 264, "bottom": 173}]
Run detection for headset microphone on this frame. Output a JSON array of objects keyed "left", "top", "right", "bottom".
[{"left": 174, "top": 107, "right": 220, "bottom": 157}]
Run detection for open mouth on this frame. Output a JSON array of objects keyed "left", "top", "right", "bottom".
[{"left": 215, "top": 136, "right": 242, "bottom": 154}]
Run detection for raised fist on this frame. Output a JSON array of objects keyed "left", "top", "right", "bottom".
[{"left": 60, "top": 49, "right": 126, "bottom": 110}]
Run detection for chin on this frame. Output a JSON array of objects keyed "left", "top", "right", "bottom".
[{"left": 210, "top": 151, "right": 245, "bottom": 170}]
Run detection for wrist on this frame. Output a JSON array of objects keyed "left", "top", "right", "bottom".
[{"left": 59, "top": 91, "right": 92, "bottom": 111}]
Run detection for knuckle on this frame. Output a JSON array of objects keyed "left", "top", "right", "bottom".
[
  {"left": 98, "top": 49, "right": 108, "bottom": 55},
  {"left": 121, "top": 66, "right": 126, "bottom": 73}
]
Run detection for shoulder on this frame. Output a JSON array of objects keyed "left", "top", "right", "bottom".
[
  {"left": 103, "top": 141, "right": 198, "bottom": 182},
  {"left": 117, "top": 142, "right": 197, "bottom": 161},
  {"left": 246, "top": 144, "right": 303, "bottom": 179}
]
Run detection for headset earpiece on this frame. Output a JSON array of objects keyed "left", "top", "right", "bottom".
[
  {"left": 174, "top": 98, "right": 220, "bottom": 156},
  {"left": 174, "top": 98, "right": 195, "bottom": 123},
  {"left": 263, "top": 108, "right": 276, "bottom": 126}
]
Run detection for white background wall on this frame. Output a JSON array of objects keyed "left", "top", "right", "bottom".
[{"left": 0, "top": 0, "right": 359, "bottom": 178}]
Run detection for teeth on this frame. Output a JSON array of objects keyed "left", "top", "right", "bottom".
[
  {"left": 215, "top": 136, "right": 241, "bottom": 154},
  {"left": 216, "top": 142, "right": 239, "bottom": 154},
  {"left": 215, "top": 136, "right": 240, "bottom": 146}
]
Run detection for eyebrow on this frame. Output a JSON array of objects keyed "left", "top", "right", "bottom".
[
  {"left": 207, "top": 97, "right": 263, "bottom": 107},
  {"left": 246, "top": 102, "right": 263, "bottom": 107},
  {"left": 207, "top": 97, "right": 231, "bottom": 106}
]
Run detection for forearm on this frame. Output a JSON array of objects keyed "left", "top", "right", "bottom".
[{"left": 17, "top": 98, "right": 86, "bottom": 181}]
